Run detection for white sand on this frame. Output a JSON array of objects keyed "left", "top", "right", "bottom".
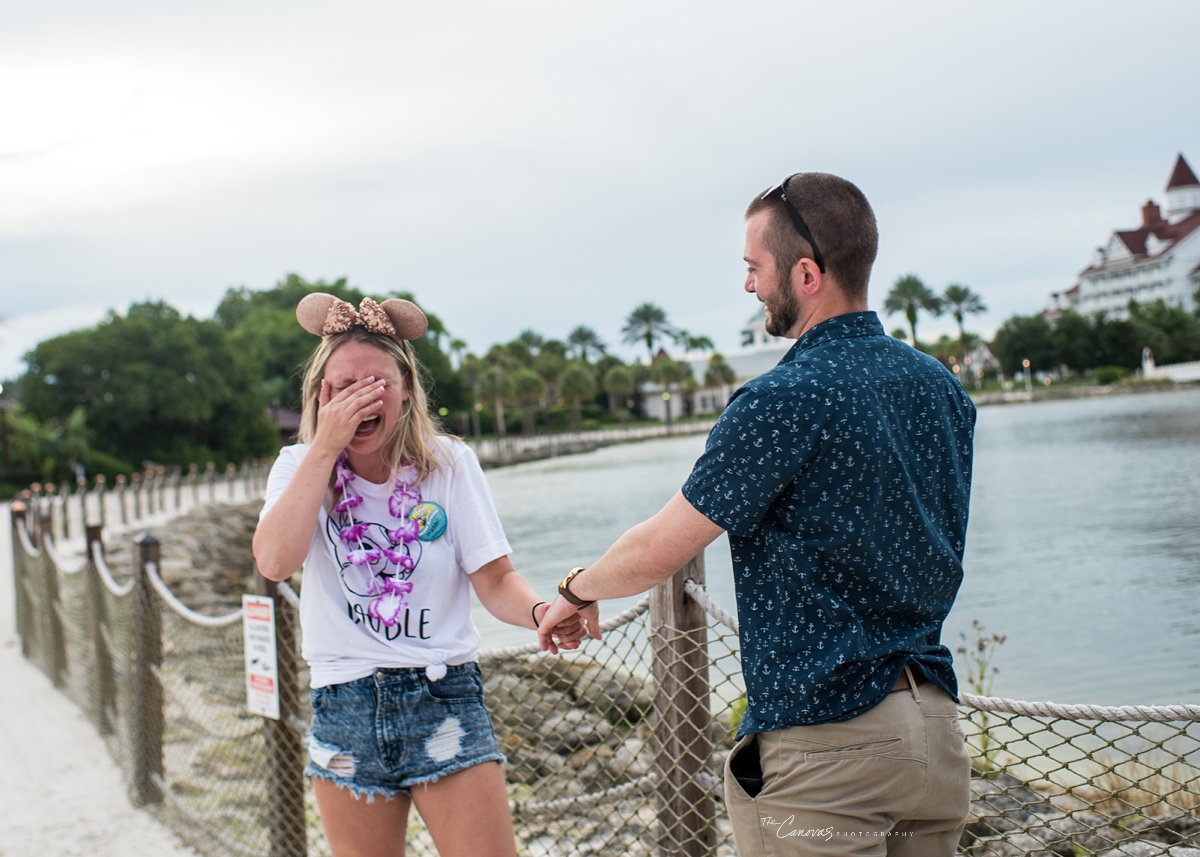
[{"left": 0, "top": 504, "right": 198, "bottom": 857}]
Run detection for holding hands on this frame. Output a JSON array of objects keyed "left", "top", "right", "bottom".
[{"left": 536, "top": 599, "right": 602, "bottom": 655}]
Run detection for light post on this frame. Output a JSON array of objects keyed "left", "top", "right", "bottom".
[{"left": 1022, "top": 359, "right": 1032, "bottom": 395}]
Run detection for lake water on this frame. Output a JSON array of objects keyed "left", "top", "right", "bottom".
[{"left": 475, "top": 386, "right": 1200, "bottom": 707}]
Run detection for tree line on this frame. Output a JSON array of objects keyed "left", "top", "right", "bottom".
[
  {"left": 881, "top": 274, "right": 1200, "bottom": 381},
  {"left": 3, "top": 271, "right": 1198, "bottom": 496},
  {"left": 0, "top": 276, "right": 737, "bottom": 494}
]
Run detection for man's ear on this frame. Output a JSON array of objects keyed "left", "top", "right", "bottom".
[{"left": 793, "top": 257, "right": 824, "bottom": 296}]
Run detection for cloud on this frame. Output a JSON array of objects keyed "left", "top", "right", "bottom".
[
  {"left": 0, "top": 306, "right": 112, "bottom": 382},
  {"left": 1, "top": 0, "right": 1197, "bottom": 373}
]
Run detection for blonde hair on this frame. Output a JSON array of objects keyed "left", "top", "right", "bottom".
[{"left": 298, "top": 328, "right": 446, "bottom": 486}]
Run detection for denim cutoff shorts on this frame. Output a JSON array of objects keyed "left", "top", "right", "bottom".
[{"left": 305, "top": 662, "right": 505, "bottom": 800}]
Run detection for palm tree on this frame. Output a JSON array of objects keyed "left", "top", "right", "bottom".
[
  {"left": 512, "top": 369, "right": 545, "bottom": 436},
  {"left": 460, "top": 354, "right": 484, "bottom": 437},
  {"left": 603, "top": 364, "right": 635, "bottom": 428},
  {"left": 650, "top": 355, "right": 691, "bottom": 433},
  {"left": 884, "top": 274, "right": 942, "bottom": 347},
  {"left": 942, "top": 283, "right": 988, "bottom": 358},
  {"left": 485, "top": 344, "right": 514, "bottom": 438},
  {"left": 566, "top": 326, "right": 606, "bottom": 363},
  {"left": 533, "top": 350, "right": 566, "bottom": 427},
  {"left": 675, "top": 330, "right": 715, "bottom": 353},
  {"left": 559, "top": 362, "right": 596, "bottom": 433},
  {"left": 622, "top": 303, "right": 677, "bottom": 361},
  {"left": 448, "top": 338, "right": 467, "bottom": 371},
  {"left": 513, "top": 329, "right": 544, "bottom": 355},
  {"left": 704, "top": 354, "right": 737, "bottom": 413}
]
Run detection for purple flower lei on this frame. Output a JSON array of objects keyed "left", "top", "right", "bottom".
[{"left": 333, "top": 453, "right": 422, "bottom": 627}]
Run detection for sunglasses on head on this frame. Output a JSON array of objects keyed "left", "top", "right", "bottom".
[{"left": 762, "top": 175, "right": 826, "bottom": 273}]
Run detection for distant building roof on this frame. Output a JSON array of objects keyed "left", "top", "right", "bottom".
[
  {"left": 1081, "top": 208, "right": 1200, "bottom": 275},
  {"left": 1167, "top": 153, "right": 1200, "bottom": 189},
  {"left": 267, "top": 407, "right": 301, "bottom": 433}
]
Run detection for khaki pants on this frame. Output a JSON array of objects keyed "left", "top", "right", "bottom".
[{"left": 724, "top": 673, "right": 970, "bottom": 856}]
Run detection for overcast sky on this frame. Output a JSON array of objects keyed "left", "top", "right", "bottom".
[{"left": 2, "top": 0, "right": 1198, "bottom": 382}]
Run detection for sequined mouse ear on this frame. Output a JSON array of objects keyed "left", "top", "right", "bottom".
[
  {"left": 296, "top": 293, "right": 340, "bottom": 336},
  {"left": 378, "top": 299, "right": 428, "bottom": 341},
  {"left": 296, "top": 292, "right": 428, "bottom": 341}
]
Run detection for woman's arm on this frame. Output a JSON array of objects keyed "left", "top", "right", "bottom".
[
  {"left": 252, "top": 375, "right": 387, "bottom": 581},
  {"left": 468, "top": 556, "right": 547, "bottom": 629},
  {"left": 253, "top": 445, "right": 341, "bottom": 581},
  {"left": 469, "top": 556, "right": 598, "bottom": 644}
]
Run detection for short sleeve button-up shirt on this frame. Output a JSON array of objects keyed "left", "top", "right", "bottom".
[{"left": 682, "top": 311, "right": 976, "bottom": 736}]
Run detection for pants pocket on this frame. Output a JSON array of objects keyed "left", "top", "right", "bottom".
[
  {"left": 802, "top": 736, "right": 903, "bottom": 761},
  {"left": 727, "top": 734, "right": 764, "bottom": 798}
]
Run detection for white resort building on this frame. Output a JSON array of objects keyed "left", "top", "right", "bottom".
[
  {"left": 640, "top": 308, "right": 790, "bottom": 421},
  {"left": 1047, "top": 154, "right": 1200, "bottom": 320}
]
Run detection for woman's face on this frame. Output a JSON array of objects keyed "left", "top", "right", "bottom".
[{"left": 322, "top": 339, "right": 410, "bottom": 463}]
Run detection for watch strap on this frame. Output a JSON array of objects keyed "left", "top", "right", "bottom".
[{"left": 558, "top": 566, "right": 594, "bottom": 608}]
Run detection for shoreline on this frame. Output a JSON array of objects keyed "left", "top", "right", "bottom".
[
  {"left": 468, "top": 420, "right": 714, "bottom": 470},
  {"left": 969, "top": 378, "right": 1197, "bottom": 407}
]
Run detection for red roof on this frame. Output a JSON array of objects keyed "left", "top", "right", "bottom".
[
  {"left": 1167, "top": 154, "right": 1199, "bottom": 190},
  {"left": 1082, "top": 208, "right": 1200, "bottom": 274}
]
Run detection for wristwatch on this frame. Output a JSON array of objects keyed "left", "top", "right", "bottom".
[{"left": 558, "top": 566, "right": 594, "bottom": 609}]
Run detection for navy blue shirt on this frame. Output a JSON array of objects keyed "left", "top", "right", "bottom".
[{"left": 682, "top": 312, "right": 976, "bottom": 736}]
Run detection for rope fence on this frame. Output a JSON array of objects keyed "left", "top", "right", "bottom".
[{"left": 10, "top": 478, "right": 1200, "bottom": 857}]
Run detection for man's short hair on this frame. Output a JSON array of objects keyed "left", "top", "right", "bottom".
[{"left": 745, "top": 173, "right": 879, "bottom": 302}]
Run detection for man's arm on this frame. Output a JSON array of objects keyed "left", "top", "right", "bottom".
[{"left": 537, "top": 490, "right": 725, "bottom": 653}]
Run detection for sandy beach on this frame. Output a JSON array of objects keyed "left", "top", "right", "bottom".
[{"left": 0, "top": 504, "right": 197, "bottom": 857}]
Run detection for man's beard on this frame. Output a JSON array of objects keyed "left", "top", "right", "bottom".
[{"left": 763, "top": 268, "right": 800, "bottom": 337}]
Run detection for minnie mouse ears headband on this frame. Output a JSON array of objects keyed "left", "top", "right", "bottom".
[{"left": 296, "top": 293, "right": 428, "bottom": 342}]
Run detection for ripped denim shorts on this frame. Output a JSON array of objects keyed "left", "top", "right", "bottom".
[{"left": 305, "top": 662, "right": 505, "bottom": 800}]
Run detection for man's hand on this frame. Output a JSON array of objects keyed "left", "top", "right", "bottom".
[{"left": 539, "top": 597, "right": 601, "bottom": 655}]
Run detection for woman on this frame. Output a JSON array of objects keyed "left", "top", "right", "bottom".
[{"left": 253, "top": 293, "right": 588, "bottom": 857}]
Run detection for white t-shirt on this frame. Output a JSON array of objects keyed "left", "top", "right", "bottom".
[{"left": 260, "top": 437, "right": 511, "bottom": 688}]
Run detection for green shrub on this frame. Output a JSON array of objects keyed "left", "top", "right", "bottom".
[{"left": 1093, "top": 366, "right": 1130, "bottom": 385}]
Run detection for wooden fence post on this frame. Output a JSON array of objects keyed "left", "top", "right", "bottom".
[
  {"left": 155, "top": 466, "right": 167, "bottom": 513},
  {"left": 131, "top": 473, "right": 144, "bottom": 521},
  {"left": 11, "top": 502, "right": 32, "bottom": 659},
  {"left": 75, "top": 476, "right": 88, "bottom": 535},
  {"left": 257, "top": 574, "right": 308, "bottom": 857},
  {"left": 131, "top": 533, "right": 164, "bottom": 805},
  {"left": 188, "top": 463, "right": 200, "bottom": 506},
  {"left": 650, "top": 556, "right": 716, "bottom": 857},
  {"left": 115, "top": 475, "right": 129, "bottom": 526},
  {"left": 93, "top": 474, "right": 108, "bottom": 528},
  {"left": 38, "top": 513, "right": 68, "bottom": 688},
  {"left": 85, "top": 524, "right": 115, "bottom": 735}
]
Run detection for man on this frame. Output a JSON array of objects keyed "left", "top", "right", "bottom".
[{"left": 539, "top": 172, "right": 975, "bottom": 856}]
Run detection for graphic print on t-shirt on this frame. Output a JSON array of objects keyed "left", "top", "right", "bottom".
[{"left": 324, "top": 502, "right": 447, "bottom": 641}]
